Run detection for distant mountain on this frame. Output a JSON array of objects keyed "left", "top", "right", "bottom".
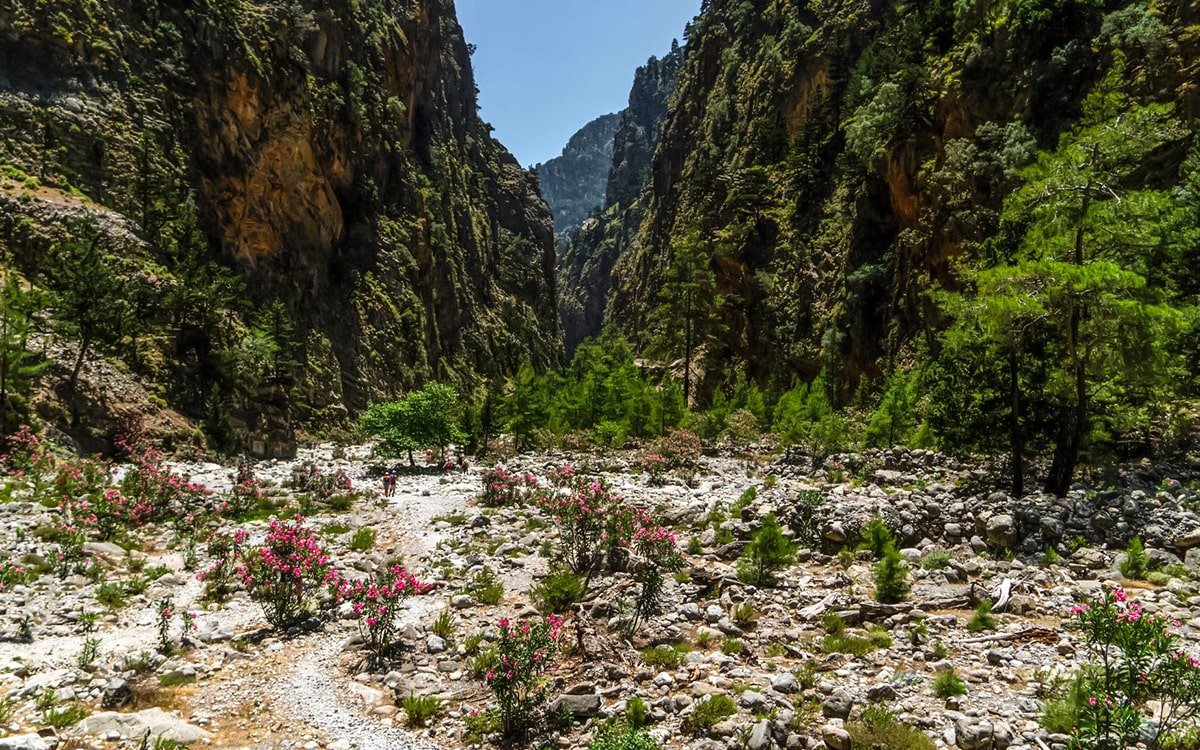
[
  {"left": 534, "top": 113, "right": 622, "bottom": 234},
  {"left": 557, "top": 42, "right": 685, "bottom": 353}
]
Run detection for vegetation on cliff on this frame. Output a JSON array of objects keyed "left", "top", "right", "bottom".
[
  {"left": 557, "top": 0, "right": 1200, "bottom": 492},
  {"left": 0, "top": 0, "right": 560, "bottom": 454}
]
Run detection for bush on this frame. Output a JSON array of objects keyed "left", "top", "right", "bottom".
[
  {"left": 1118, "top": 536, "right": 1149, "bottom": 580},
  {"left": 531, "top": 568, "right": 587, "bottom": 613},
  {"left": 966, "top": 600, "right": 998, "bottom": 633},
  {"left": 483, "top": 615, "right": 565, "bottom": 737},
  {"left": 401, "top": 693, "right": 441, "bottom": 727},
  {"left": 594, "top": 420, "right": 627, "bottom": 448},
  {"left": 1066, "top": 587, "right": 1200, "bottom": 748},
  {"left": 336, "top": 565, "right": 432, "bottom": 659},
  {"left": 94, "top": 582, "right": 127, "bottom": 609},
  {"left": 479, "top": 466, "right": 533, "bottom": 507},
  {"left": 822, "top": 611, "right": 847, "bottom": 635},
  {"left": 846, "top": 704, "right": 934, "bottom": 750},
  {"left": 589, "top": 727, "right": 662, "bottom": 750},
  {"left": 642, "top": 644, "right": 688, "bottom": 668},
  {"left": 647, "top": 429, "right": 702, "bottom": 470},
  {"left": 858, "top": 517, "right": 895, "bottom": 559},
  {"left": 625, "top": 695, "right": 650, "bottom": 729},
  {"left": 240, "top": 518, "right": 338, "bottom": 629},
  {"left": 1040, "top": 673, "right": 1088, "bottom": 734},
  {"left": 873, "top": 544, "right": 910, "bottom": 603},
  {"left": 470, "top": 567, "right": 505, "bottom": 605},
  {"left": 921, "top": 550, "right": 951, "bottom": 570},
  {"left": 348, "top": 527, "right": 375, "bottom": 551},
  {"left": 683, "top": 694, "right": 737, "bottom": 734},
  {"left": 736, "top": 514, "right": 796, "bottom": 587},
  {"left": 933, "top": 669, "right": 967, "bottom": 698},
  {"left": 823, "top": 625, "right": 892, "bottom": 656},
  {"left": 733, "top": 602, "right": 758, "bottom": 628}
]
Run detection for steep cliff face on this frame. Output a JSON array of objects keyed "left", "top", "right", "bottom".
[
  {"left": 0, "top": 0, "right": 560, "bottom": 451},
  {"left": 600, "top": 0, "right": 1200, "bottom": 395},
  {"left": 535, "top": 112, "right": 621, "bottom": 234},
  {"left": 557, "top": 44, "right": 684, "bottom": 353}
]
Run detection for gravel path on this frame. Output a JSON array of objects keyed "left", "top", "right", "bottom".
[
  {"left": 261, "top": 463, "right": 478, "bottom": 750},
  {"left": 275, "top": 636, "right": 443, "bottom": 750}
]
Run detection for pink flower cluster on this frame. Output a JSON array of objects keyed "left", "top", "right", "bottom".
[
  {"left": 484, "top": 614, "right": 565, "bottom": 734},
  {"left": 337, "top": 565, "right": 433, "bottom": 657},
  {"left": 237, "top": 518, "right": 340, "bottom": 629},
  {"left": 479, "top": 466, "right": 539, "bottom": 507}
]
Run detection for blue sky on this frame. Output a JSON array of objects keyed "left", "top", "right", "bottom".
[{"left": 455, "top": 0, "right": 700, "bottom": 167}]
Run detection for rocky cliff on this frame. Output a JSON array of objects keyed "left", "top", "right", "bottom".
[
  {"left": 0, "top": 0, "right": 561, "bottom": 453},
  {"left": 590, "top": 0, "right": 1200, "bottom": 396},
  {"left": 558, "top": 43, "right": 684, "bottom": 353},
  {"left": 534, "top": 112, "right": 621, "bottom": 234}
]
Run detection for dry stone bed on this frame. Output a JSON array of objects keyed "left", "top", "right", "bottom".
[{"left": 0, "top": 443, "right": 1197, "bottom": 750}]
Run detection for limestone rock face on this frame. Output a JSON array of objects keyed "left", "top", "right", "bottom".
[
  {"left": 0, "top": 0, "right": 561, "bottom": 449},
  {"left": 536, "top": 113, "right": 622, "bottom": 235}
]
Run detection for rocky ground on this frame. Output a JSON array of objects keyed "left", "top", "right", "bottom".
[{"left": 0, "top": 443, "right": 1198, "bottom": 750}]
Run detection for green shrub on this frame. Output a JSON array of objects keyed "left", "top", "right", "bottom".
[
  {"left": 625, "top": 695, "right": 650, "bottom": 729},
  {"left": 401, "top": 693, "right": 441, "bottom": 727},
  {"left": 821, "top": 611, "right": 846, "bottom": 635},
  {"left": 873, "top": 544, "right": 910, "bottom": 603},
  {"left": 531, "top": 568, "right": 587, "bottom": 613},
  {"left": 823, "top": 625, "right": 891, "bottom": 656},
  {"left": 94, "top": 582, "right": 127, "bottom": 609},
  {"left": 736, "top": 514, "right": 796, "bottom": 587},
  {"left": 328, "top": 493, "right": 356, "bottom": 512},
  {"left": 933, "top": 669, "right": 967, "bottom": 698},
  {"left": 42, "top": 705, "right": 89, "bottom": 728},
  {"left": 1040, "top": 673, "right": 1088, "bottom": 734},
  {"left": 589, "top": 727, "right": 662, "bottom": 750},
  {"left": 733, "top": 602, "right": 759, "bottom": 628},
  {"left": 846, "top": 704, "right": 934, "bottom": 750},
  {"left": 721, "top": 637, "right": 745, "bottom": 655},
  {"left": 431, "top": 610, "right": 455, "bottom": 639},
  {"left": 859, "top": 517, "right": 895, "bottom": 559},
  {"left": 687, "top": 536, "right": 703, "bottom": 554},
  {"left": 683, "top": 694, "right": 737, "bottom": 734},
  {"left": 732, "top": 486, "right": 757, "bottom": 514},
  {"left": 642, "top": 644, "right": 688, "bottom": 668},
  {"left": 921, "top": 550, "right": 951, "bottom": 570},
  {"left": 966, "top": 600, "right": 998, "bottom": 633},
  {"left": 470, "top": 567, "right": 504, "bottom": 605},
  {"left": 349, "top": 527, "right": 375, "bottom": 551},
  {"left": 1118, "top": 536, "right": 1149, "bottom": 580}
]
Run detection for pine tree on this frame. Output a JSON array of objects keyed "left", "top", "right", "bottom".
[
  {"left": 736, "top": 514, "right": 797, "bottom": 587},
  {"left": 873, "top": 543, "right": 910, "bottom": 604},
  {"left": 0, "top": 273, "right": 48, "bottom": 433},
  {"left": 647, "top": 226, "right": 724, "bottom": 403},
  {"left": 49, "top": 226, "right": 131, "bottom": 395},
  {"left": 938, "top": 66, "right": 1194, "bottom": 496}
]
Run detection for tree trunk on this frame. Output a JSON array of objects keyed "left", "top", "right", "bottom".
[
  {"left": 1045, "top": 166, "right": 1093, "bottom": 497},
  {"left": 1008, "top": 351, "right": 1024, "bottom": 498},
  {"left": 683, "top": 290, "right": 694, "bottom": 404},
  {"left": 69, "top": 337, "right": 89, "bottom": 394}
]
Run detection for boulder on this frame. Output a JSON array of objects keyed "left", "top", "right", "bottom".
[
  {"left": 76, "top": 708, "right": 210, "bottom": 744},
  {"left": 550, "top": 693, "right": 601, "bottom": 719},
  {"left": 100, "top": 677, "right": 131, "bottom": 709},
  {"left": 955, "top": 717, "right": 994, "bottom": 750},
  {"left": 986, "top": 515, "right": 1017, "bottom": 549},
  {"left": 822, "top": 725, "right": 852, "bottom": 750},
  {"left": 821, "top": 690, "right": 853, "bottom": 720},
  {"left": 0, "top": 736, "right": 51, "bottom": 750}
]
